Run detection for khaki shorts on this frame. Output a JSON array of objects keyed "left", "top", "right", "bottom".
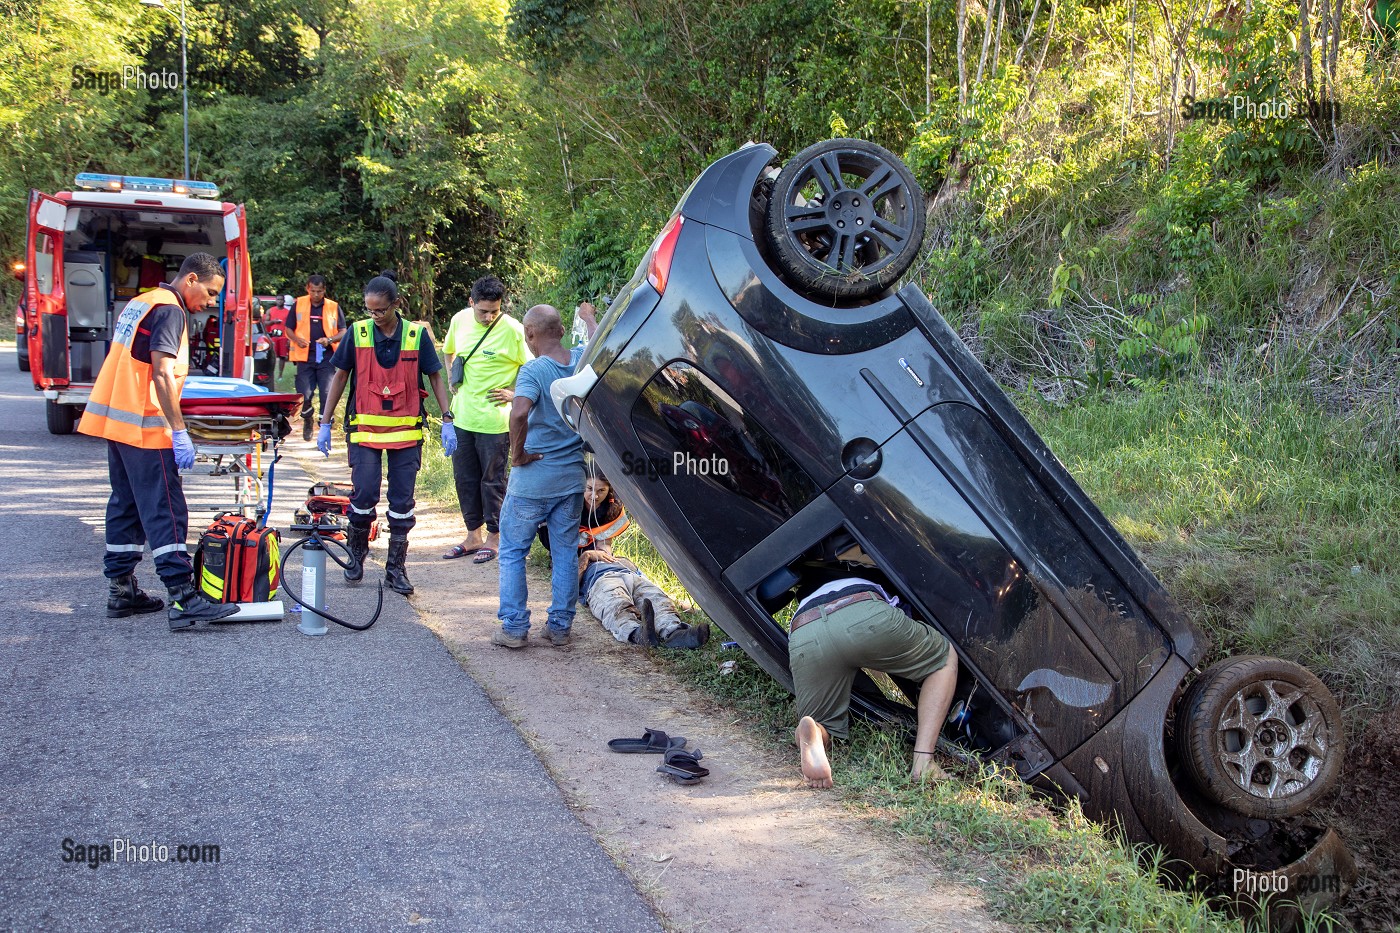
[{"left": 789, "top": 598, "right": 949, "bottom": 741}]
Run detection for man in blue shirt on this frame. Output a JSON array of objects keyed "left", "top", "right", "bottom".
[{"left": 492, "top": 303, "right": 595, "bottom": 648}]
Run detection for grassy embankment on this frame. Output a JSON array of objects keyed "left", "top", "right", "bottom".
[{"left": 408, "top": 364, "right": 1393, "bottom": 930}]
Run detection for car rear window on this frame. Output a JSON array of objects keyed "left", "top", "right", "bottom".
[{"left": 630, "top": 361, "right": 820, "bottom": 567}]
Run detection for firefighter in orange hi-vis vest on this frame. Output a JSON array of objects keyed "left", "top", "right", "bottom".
[
  {"left": 78, "top": 252, "right": 240, "bottom": 630},
  {"left": 286, "top": 274, "right": 344, "bottom": 441},
  {"left": 316, "top": 271, "right": 455, "bottom": 596}
]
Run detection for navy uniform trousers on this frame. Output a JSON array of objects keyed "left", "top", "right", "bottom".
[
  {"left": 103, "top": 440, "right": 193, "bottom": 586},
  {"left": 348, "top": 440, "right": 421, "bottom": 536}
]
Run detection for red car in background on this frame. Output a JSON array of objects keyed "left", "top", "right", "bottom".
[{"left": 255, "top": 294, "right": 291, "bottom": 380}]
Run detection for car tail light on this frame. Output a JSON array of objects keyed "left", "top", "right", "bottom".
[{"left": 646, "top": 215, "right": 684, "bottom": 295}]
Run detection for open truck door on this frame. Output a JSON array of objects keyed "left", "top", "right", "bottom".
[
  {"left": 25, "top": 191, "right": 76, "bottom": 433},
  {"left": 222, "top": 203, "right": 252, "bottom": 381}
]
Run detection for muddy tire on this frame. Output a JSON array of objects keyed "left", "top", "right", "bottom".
[
  {"left": 1176, "top": 656, "right": 1343, "bottom": 819},
  {"left": 763, "top": 138, "right": 925, "bottom": 302}
]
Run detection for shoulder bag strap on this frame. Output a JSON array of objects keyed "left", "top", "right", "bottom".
[{"left": 450, "top": 312, "right": 503, "bottom": 386}]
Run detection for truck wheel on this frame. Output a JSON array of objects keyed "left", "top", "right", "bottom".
[
  {"left": 46, "top": 399, "right": 78, "bottom": 435},
  {"left": 17, "top": 345, "right": 30, "bottom": 373},
  {"left": 1176, "top": 656, "right": 1343, "bottom": 819},
  {"left": 763, "top": 138, "right": 925, "bottom": 302}
]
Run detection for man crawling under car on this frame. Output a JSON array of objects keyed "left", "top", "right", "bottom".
[{"left": 788, "top": 575, "right": 959, "bottom": 788}]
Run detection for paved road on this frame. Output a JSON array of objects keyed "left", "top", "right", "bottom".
[{"left": 0, "top": 346, "right": 660, "bottom": 933}]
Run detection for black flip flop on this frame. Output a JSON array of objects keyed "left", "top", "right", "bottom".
[
  {"left": 607, "top": 728, "right": 687, "bottom": 754},
  {"left": 656, "top": 747, "right": 709, "bottom": 785}
]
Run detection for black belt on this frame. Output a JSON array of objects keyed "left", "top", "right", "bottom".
[{"left": 789, "top": 590, "right": 883, "bottom": 634}]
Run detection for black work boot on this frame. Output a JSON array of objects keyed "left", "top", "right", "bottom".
[
  {"left": 302, "top": 413, "right": 313, "bottom": 442},
  {"left": 343, "top": 524, "right": 370, "bottom": 583},
  {"left": 635, "top": 597, "right": 661, "bottom": 647},
  {"left": 384, "top": 534, "right": 414, "bottom": 595},
  {"left": 167, "top": 582, "right": 239, "bottom": 630},
  {"left": 107, "top": 574, "right": 165, "bottom": 618},
  {"left": 663, "top": 621, "right": 711, "bottom": 649}
]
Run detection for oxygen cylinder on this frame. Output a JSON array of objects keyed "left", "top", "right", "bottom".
[{"left": 296, "top": 537, "right": 329, "bottom": 636}]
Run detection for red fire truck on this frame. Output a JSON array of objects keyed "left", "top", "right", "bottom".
[{"left": 19, "top": 173, "right": 253, "bottom": 433}]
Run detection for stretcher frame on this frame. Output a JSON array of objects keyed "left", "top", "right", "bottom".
[{"left": 183, "top": 412, "right": 281, "bottom": 520}]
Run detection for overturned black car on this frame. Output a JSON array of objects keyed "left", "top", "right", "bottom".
[{"left": 552, "top": 139, "right": 1353, "bottom": 915}]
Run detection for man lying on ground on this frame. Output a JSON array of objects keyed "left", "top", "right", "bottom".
[{"left": 578, "top": 549, "right": 709, "bottom": 649}]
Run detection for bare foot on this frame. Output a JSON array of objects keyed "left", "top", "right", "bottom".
[
  {"left": 910, "top": 751, "right": 948, "bottom": 783},
  {"left": 796, "top": 716, "right": 833, "bottom": 789}
]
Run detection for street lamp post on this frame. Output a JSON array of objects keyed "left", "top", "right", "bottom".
[{"left": 140, "top": 0, "right": 189, "bottom": 180}]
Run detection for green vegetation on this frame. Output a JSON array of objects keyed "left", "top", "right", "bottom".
[{"left": 7, "top": 0, "right": 1397, "bottom": 926}]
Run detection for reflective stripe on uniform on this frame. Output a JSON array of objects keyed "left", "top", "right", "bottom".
[
  {"left": 83, "top": 402, "right": 169, "bottom": 430},
  {"left": 105, "top": 543, "right": 146, "bottom": 553},
  {"left": 350, "top": 413, "right": 421, "bottom": 427},
  {"left": 386, "top": 509, "right": 415, "bottom": 519},
  {"left": 111, "top": 301, "right": 153, "bottom": 347},
  {"left": 151, "top": 542, "right": 189, "bottom": 557},
  {"left": 350, "top": 503, "right": 375, "bottom": 515},
  {"left": 349, "top": 428, "right": 422, "bottom": 445}
]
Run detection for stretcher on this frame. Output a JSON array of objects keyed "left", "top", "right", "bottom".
[{"left": 179, "top": 377, "right": 302, "bottom": 520}]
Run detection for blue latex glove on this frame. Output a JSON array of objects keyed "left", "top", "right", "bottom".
[
  {"left": 440, "top": 420, "right": 458, "bottom": 457},
  {"left": 317, "top": 423, "right": 333, "bottom": 457},
  {"left": 171, "top": 429, "right": 196, "bottom": 471}
]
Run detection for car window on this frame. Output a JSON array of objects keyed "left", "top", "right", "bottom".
[
  {"left": 630, "top": 361, "right": 820, "bottom": 567},
  {"left": 34, "top": 233, "right": 56, "bottom": 295}
]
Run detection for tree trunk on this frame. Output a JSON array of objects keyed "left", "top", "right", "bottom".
[
  {"left": 992, "top": 0, "right": 1007, "bottom": 76},
  {"left": 976, "top": 0, "right": 997, "bottom": 84},
  {"left": 1015, "top": 0, "right": 1043, "bottom": 67},
  {"left": 958, "top": 0, "right": 969, "bottom": 109},
  {"left": 1299, "top": 0, "right": 1316, "bottom": 99}
]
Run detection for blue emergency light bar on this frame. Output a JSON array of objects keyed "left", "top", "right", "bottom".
[{"left": 74, "top": 173, "right": 220, "bottom": 199}]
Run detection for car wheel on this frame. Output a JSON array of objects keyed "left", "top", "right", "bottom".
[
  {"left": 45, "top": 399, "right": 78, "bottom": 435},
  {"left": 763, "top": 138, "right": 926, "bottom": 302},
  {"left": 1176, "top": 656, "right": 1343, "bottom": 819},
  {"left": 17, "top": 343, "right": 30, "bottom": 372}
]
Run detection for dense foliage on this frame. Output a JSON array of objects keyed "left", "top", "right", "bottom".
[{"left": 2, "top": 0, "right": 1396, "bottom": 366}]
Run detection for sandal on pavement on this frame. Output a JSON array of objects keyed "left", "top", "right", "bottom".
[
  {"left": 657, "top": 747, "right": 709, "bottom": 785},
  {"left": 442, "top": 544, "right": 486, "bottom": 560},
  {"left": 472, "top": 547, "right": 498, "bottom": 564},
  {"left": 607, "top": 728, "right": 687, "bottom": 754}
]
